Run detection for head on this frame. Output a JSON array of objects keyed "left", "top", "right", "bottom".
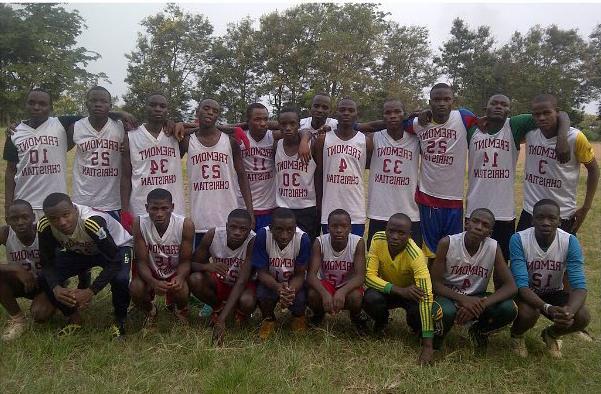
[
  {"left": 532, "top": 199, "right": 561, "bottom": 238},
  {"left": 226, "top": 209, "right": 253, "bottom": 249},
  {"left": 278, "top": 107, "right": 300, "bottom": 140},
  {"left": 429, "top": 83, "right": 454, "bottom": 120},
  {"left": 6, "top": 200, "right": 35, "bottom": 236},
  {"left": 383, "top": 99, "right": 405, "bottom": 129},
  {"left": 246, "top": 103, "right": 268, "bottom": 134},
  {"left": 269, "top": 208, "right": 297, "bottom": 248},
  {"left": 385, "top": 213, "right": 413, "bottom": 250},
  {"left": 336, "top": 98, "right": 358, "bottom": 127},
  {"left": 145, "top": 93, "right": 168, "bottom": 123},
  {"left": 42, "top": 193, "right": 78, "bottom": 235},
  {"left": 310, "top": 93, "right": 332, "bottom": 122},
  {"left": 86, "top": 86, "right": 111, "bottom": 118},
  {"left": 485, "top": 94, "right": 511, "bottom": 121},
  {"left": 531, "top": 94, "right": 559, "bottom": 133},
  {"left": 465, "top": 208, "right": 495, "bottom": 241},
  {"left": 196, "top": 99, "right": 221, "bottom": 127},
  {"left": 145, "top": 188, "right": 174, "bottom": 226},
  {"left": 25, "top": 88, "right": 52, "bottom": 120},
  {"left": 327, "top": 209, "right": 351, "bottom": 242}
]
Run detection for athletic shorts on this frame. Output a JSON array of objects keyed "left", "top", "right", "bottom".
[
  {"left": 419, "top": 204, "right": 463, "bottom": 258},
  {"left": 291, "top": 206, "right": 320, "bottom": 241},
  {"left": 254, "top": 212, "right": 273, "bottom": 232},
  {"left": 211, "top": 272, "right": 256, "bottom": 305},
  {"left": 319, "top": 279, "right": 364, "bottom": 296},
  {"left": 535, "top": 290, "right": 570, "bottom": 307}
]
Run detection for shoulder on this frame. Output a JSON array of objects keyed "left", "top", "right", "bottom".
[{"left": 405, "top": 239, "right": 424, "bottom": 261}]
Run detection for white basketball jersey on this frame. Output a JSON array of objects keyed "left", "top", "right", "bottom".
[
  {"left": 274, "top": 139, "right": 317, "bottom": 209},
  {"left": 466, "top": 120, "right": 518, "bottom": 220},
  {"left": 299, "top": 117, "right": 338, "bottom": 136},
  {"left": 11, "top": 117, "right": 68, "bottom": 209},
  {"left": 321, "top": 131, "right": 367, "bottom": 224},
  {"left": 186, "top": 133, "right": 243, "bottom": 232},
  {"left": 139, "top": 213, "right": 185, "bottom": 279},
  {"left": 50, "top": 204, "right": 132, "bottom": 255},
  {"left": 209, "top": 227, "right": 255, "bottom": 286},
  {"left": 318, "top": 233, "right": 360, "bottom": 288},
  {"left": 367, "top": 130, "right": 420, "bottom": 221},
  {"left": 523, "top": 128, "right": 582, "bottom": 219},
  {"left": 412, "top": 110, "right": 468, "bottom": 200},
  {"left": 517, "top": 227, "right": 571, "bottom": 293},
  {"left": 443, "top": 232, "right": 497, "bottom": 295},
  {"left": 240, "top": 130, "right": 276, "bottom": 211},
  {"left": 265, "top": 226, "right": 306, "bottom": 283},
  {"left": 72, "top": 117, "right": 124, "bottom": 211},
  {"left": 5, "top": 228, "right": 40, "bottom": 274},
  {"left": 127, "top": 125, "right": 185, "bottom": 217}
]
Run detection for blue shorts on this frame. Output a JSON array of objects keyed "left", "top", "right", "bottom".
[
  {"left": 419, "top": 205, "right": 463, "bottom": 258},
  {"left": 254, "top": 213, "right": 272, "bottom": 232},
  {"left": 321, "top": 223, "right": 365, "bottom": 237}
]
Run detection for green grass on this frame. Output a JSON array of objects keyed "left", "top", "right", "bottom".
[{"left": 0, "top": 141, "right": 600, "bottom": 393}]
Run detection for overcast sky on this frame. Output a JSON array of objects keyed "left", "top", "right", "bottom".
[{"left": 59, "top": 1, "right": 601, "bottom": 112}]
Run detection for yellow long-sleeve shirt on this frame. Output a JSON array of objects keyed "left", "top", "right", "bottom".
[{"left": 366, "top": 232, "right": 434, "bottom": 337}]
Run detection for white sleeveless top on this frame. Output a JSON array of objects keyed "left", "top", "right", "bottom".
[
  {"left": 466, "top": 119, "right": 518, "bottom": 220},
  {"left": 265, "top": 226, "right": 306, "bottom": 283},
  {"left": 186, "top": 133, "right": 243, "bottom": 232},
  {"left": 139, "top": 213, "right": 185, "bottom": 279},
  {"left": 523, "top": 127, "right": 582, "bottom": 219},
  {"left": 443, "top": 232, "right": 497, "bottom": 295},
  {"left": 240, "top": 130, "right": 276, "bottom": 211},
  {"left": 516, "top": 227, "right": 571, "bottom": 293},
  {"left": 367, "top": 130, "right": 420, "bottom": 221},
  {"left": 127, "top": 125, "right": 185, "bottom": 217},
  {"left": 299, "top": 117, "right": 338, "bottom": 137},
  {"left": 5, "top": 228, "right": 40, "bottom": 274},
  {"left": 412, "top": 110, "right": 468, "bottom": 200},
  {"left": 72, "top": 117, "right": 124, "bottom": 211},
  {"left": 11, "top": 117, "right": 68, "bottom": 209},
  {"left": 209, "top": 227, "right": 255, "bottom": 286},
  {"left": 321, "top": 131, "right": 366, "bottom": 224},
  {"left": 318, "top": 233, "right": 360, "bottom": 288},
  {"left": 274, "top": 139, "right": 317, "bottom": 209},
  {"left": 49, "top": 204, "right": 132, "bottom": 255}
]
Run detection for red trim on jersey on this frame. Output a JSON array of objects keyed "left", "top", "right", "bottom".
[
  {"left": 415, "top": 188, "right": 463, "bottom": 209},
  {"left": 320, "top": 279, "right": 364, "bottom": 296}
]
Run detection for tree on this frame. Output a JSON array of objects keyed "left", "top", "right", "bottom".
[
  {"left": 123, "top": 4, "right": 213, "bottom": 120},
  {"left": 586, "top": 24, "right": 601, "bottom": 115},
  {"left": 196, "top": 18, "right": 265, "bottom": 122},
  {"left": 0, "top": 3, "right": 104, "bottom": 123}
]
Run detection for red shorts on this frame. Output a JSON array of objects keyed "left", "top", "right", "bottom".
[
  {"left": 211, "top": 272, "right": 256, "bottom": 306},
  {"left": 320, "top": 279, "right": 364, "bottom": 296}
]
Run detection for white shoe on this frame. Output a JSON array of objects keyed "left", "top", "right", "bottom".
[{"left": 2, "top": 314, "right": 27, "bottom": 341}]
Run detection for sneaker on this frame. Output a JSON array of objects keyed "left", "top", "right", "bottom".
[
  {"left": 143, "top": 302, "right": 158, "bottom": 330},
  {"left": 199, "top": 303, "right": 213, "bottom": 318},
  {"left": 291, "top": 315, "right": 307, "bottom": 333},
  {"left": 510, "top": 335, "right": 528, "bottom": 358},
  {"left": 259, "top": 318, "right": 276, "bottom": 340},
  {"left": 574, "top": 330, "right": 594, "bottom": 342},
  {"left": 2, "top": 314, "right": 27, "bottom": 341},
  {"left": 468, "top": 325, "right": 488, "bottom": 350},
  {"left": 541, "top": 327, "right": 562, "bottom": 359},
  {"left": 174, "top": 306, "right": 190, "bottom": 325}
]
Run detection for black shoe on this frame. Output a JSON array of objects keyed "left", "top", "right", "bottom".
[
  {"left": 351, "top": 315, "right": 369, "bottom": 336},
  {"left": 373, "top": 320, "right": 388, "bottom": 337},
  {"left": 468, "top": 325, "right": 488, "bottom": 351}
]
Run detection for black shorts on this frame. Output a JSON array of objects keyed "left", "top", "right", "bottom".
[
  {"left": 537, "top": 290, "right": 570, "bottom": 306},
  {"left": 291, "top": 206, "right": 320, "bottom": 241}
]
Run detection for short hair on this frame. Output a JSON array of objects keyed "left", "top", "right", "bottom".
[
  {"left": 312, "top": 92, "right": 331, "bottom": 100},
  {"left": 337, "top": 97, "right": 356, "bottom": 107},
  {"left": 383, "top": 98, "right": 405, "bottom": 109},
  {"left": 533, "top": 199, "right": 560, "bottom": 214},
  {"left": 147, "top": 188, "right": 172, "bottom": 204},
  {"left": 488, "top": 93, "right": 510, "bottom": 103},
  {"left": 532, "top": 94, "right": 558, "bottom": 107},
  {"left": 42, "top": 193, "right": 72, "bottom": 210},
  {"left": 279, "top": 106, "right": 300, "bottom": 119},
  {"left": 272, "top": 207, "right": 296, "bottom": 223},
  {"left": 470, "top": 208, "right": 495, "bottom": 223},
  {"left": 328, "top": 209, "right": 351, "bottom": 223},
  {"left": 27, "top": 88, "right": 52, "bottom": 105},
  {"left": 146, "top": 92, "right": 167, "bottom": 103},
  {"left": 246, "top": 102, "right": 268, "bottom": 120},
  {"left": 430, "top": 82, "right": 452, "bottom": 93},
  {"left": 227, "top": 208, "right": 252, "bottom": 223},
  {"left": 86, "top": 85, "right": 111, "bottom": 100},
  {"left": 388, "top": 212, "right": 412, "bottom": 225},
  {"left": 10, "top": 199, "right": 33, "bottom": 212}
]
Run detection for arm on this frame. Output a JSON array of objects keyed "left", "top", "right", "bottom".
[
  {"left": 288, "top": 233, "right": 311, "bottom": 294},
  {"left": 364, "top": 239, "right": 392, "bottom": 293},
  {"left": 365, "top": 133, "right": 374, "bottom": 168},
  {"left": 218, "top": 237, "right": 255, "bottom": 322},
  {"left": 355, "top": 120, "right": 386, "bottom": 134},
  {"left": 252, "top": 229, "right": 281, "bottom": 293},
  {"left": 84, "top": 216, "right": 123, "bottom": 294},
  {"left": 230, "top": 138, "right": 254, "bottom": 224},
  {"left": 336, "top": 239, "right": 366, "bottom": 296},
  {"left": 409, "top": 251, "right": 434, "bottom": 339},
  {"left": 66, "top": 124, "right": 75, "bottom": 151},
  {"left": 306, "top": 239, "right": 328, "bottom": 296},
  {"left": 509, "top": 234, "right": 546, "bottom": 310},
  {"left": 313, "top": 134, "right": 325, "bottom": 214},
  {"left": 132, "top": 217, "right": 164, "bottom": 290},
  {"left": 571, "top": 157, "right": 598, "bottom": 233},
  {"left": 297, "top": 129, "right": 312, "bottom": 163},
  {"left": 190, "top": 229, "right": 226, "bottom": 276},
  {"left": 482, "top": 246, "right": 517, "bottom": 308},
  {"left": 311, "top": 140, "right": 323, "bottom": 210},
  {"left": 37, "top": 219, "right": 61, "bottom": 291},
  {"left": 120, "top": 134, "right": 132, "bottom": 213},
  {"left": 170, "top": 218, "right": 195, "bottom": 290},
  {"left": 564, "top": 235, "right": 587, "bottom": 314}
]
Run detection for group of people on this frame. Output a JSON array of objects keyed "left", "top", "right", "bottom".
[{"left": 0, "top": 82, "right": 597, "bottom": 365}]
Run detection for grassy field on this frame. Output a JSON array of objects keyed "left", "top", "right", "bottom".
[{"left": 0, "top": 141, "right": 599, "bottom": 393}]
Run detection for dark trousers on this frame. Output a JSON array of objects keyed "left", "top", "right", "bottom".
[
  {"left": 366, "top": 219, "right": 422, "bottom": 250},
  {"left": 491, "top": 219, "right": 515, "bottom": 262},
  {"left": 363, "top": 288, "right": 421, "bottom": 333},
  {"left": 41, "top": 247, "right": 131, "bottom": 320}
]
